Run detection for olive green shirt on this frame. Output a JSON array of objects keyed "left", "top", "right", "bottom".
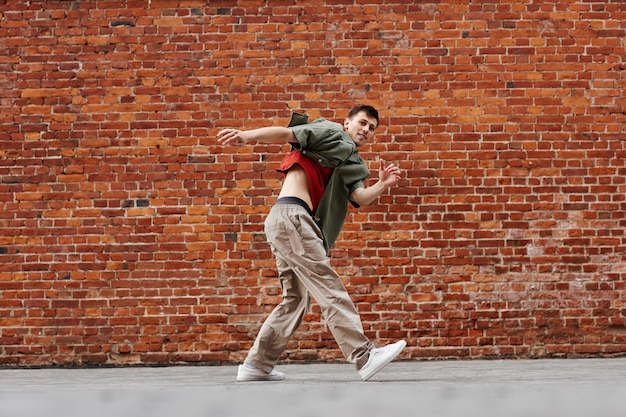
[{"left": 287, "top": 112, "right": 370, "bottom": 254}]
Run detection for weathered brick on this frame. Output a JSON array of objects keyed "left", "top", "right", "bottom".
[{"left": 0, "top": 0, "right": 624, "bottom": 367}]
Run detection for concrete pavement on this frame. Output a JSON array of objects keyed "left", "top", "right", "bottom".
[{"left": 1, "top": 358, "right": 625, "bottom": 417}]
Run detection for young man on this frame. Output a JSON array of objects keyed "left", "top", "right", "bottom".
[{"left": 218, "top": 105, "right": 406, "bottom": 381}]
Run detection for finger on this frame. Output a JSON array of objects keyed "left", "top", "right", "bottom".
[
  {"left": 218, "top": 131, "right": 237, "bottom": 144},
  {"left": 218, "top": 129, "right": 240, "bottom": 141},
  {"left": 217, "top": 129, "right": 228, "bottom": 141},
  {"left": 217, "top": 128, "right": 233, "bottom": 138}
]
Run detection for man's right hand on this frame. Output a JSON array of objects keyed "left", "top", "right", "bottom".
[{"left": 217, "top": 128, "right": 251, "bottom": 146}]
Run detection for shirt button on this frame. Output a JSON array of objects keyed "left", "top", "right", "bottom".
[
  {"left": 318, "top": 159, "right": 323, "bottom": 163},
  {"left": 302, "top": 150, "right": 307, "bottom": 154}
]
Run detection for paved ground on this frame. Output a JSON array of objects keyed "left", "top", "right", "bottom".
[{"left": 1, "top": 358, "right": 625, "bottom": 417}]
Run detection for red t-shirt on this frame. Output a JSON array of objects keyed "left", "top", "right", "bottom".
[{"left": 279, "top": 150, "right": 333, "bottom": 212}]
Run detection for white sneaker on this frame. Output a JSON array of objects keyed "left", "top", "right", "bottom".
[
  {"left": 236, "top": 364, "right": 286, "bottom": 382},
  {"left": 358, "top": 340, "right": 407, "bottom": 381}
]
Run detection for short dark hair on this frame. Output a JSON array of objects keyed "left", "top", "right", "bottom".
[{"left": 348, "top": 105, "right": 379, "bottom": 125}]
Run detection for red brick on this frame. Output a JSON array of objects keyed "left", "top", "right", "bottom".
[{"left": 0, "top": 0, "right": 624, "bottom": 367}]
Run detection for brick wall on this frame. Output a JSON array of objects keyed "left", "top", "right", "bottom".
[{"left": 0, "top": 0, "right": 625, "bottom": 367}]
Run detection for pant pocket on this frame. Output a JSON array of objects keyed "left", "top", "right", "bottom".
[{"left": 265, "top": 210, "right": 305, "bottom": 256}]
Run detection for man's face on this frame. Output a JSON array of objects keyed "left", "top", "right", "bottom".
[{"left": 343, "top": 111, "right": 377, "bottom": 148}]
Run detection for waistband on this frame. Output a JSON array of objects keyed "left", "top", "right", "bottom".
[{"left": 274, "top": 197, "right": 313, "bottom": 216}]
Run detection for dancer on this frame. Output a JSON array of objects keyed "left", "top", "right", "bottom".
[{"left": 218, "top": 105, "right": 406, "bottom": 381}]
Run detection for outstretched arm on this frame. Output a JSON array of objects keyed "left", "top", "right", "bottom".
[
  {"left": 217, "top": 126, "right": 297, "bottom": 146},
  {"left": 349, "top": 159, "right": 401, "bottom": 207}
]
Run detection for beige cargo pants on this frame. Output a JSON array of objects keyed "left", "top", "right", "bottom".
[{"left": 244, "top": 202, "right": 372, "bottom": 373}]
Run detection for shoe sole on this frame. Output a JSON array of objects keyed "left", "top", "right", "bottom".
[{"left": 360, "top": 340, "right": 407, "bottom": 381}]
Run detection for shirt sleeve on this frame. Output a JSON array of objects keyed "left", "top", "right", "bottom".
[
  {"left": 289, "top": 119, "right": 347, "bottom": 152},
  {"left": 348, "top": 180, "right": 364, "bottom": 208}
]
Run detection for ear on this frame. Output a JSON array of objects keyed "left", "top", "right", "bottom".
[{"left": 343, "top": 117, "right": 350, "bottom": 130}]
